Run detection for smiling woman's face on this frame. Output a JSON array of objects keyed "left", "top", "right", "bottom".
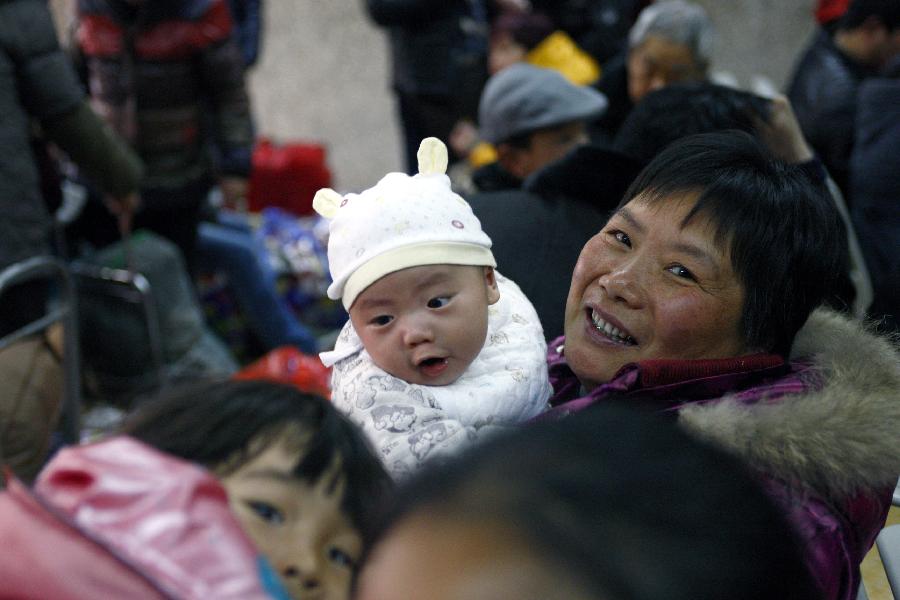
[
  {"left": 219, "top": 434, "right": 361, "bottom": 600},
  {"left": 563, "top": 192, "right": 748, "bottom": 390}
]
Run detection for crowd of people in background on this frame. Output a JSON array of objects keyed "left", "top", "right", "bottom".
[{"left": 0, "top": 0, "right": 899, "bottom": 599}]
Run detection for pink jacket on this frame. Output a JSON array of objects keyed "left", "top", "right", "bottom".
[{"left": 0, "top": 436, "right": 285, "bottom": 599}]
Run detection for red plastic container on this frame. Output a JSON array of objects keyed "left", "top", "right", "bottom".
[{"left": 247, "top": 138, "right": 332, "bottom": 216}]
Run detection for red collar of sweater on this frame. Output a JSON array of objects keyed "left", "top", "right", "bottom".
[{"left": 635, "top": 354, "right": 787, "bottom": 388}]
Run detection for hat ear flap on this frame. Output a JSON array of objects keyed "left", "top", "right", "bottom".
[
  {"left": 417, "top": 137, "right": 448, "bottom": 176},
  {"left": 313, "top": 188, "right": 343, "bottom": 218}
]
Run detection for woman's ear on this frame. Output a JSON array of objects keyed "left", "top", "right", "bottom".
[{"left": 484, "top": 267, "right": 501, "bottom": 305}]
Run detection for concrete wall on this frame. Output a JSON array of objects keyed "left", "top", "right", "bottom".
[
  {"left": 695, "top": 0, "right": 817, "bottom": 92},
  {"left": 247, "top": 0, "right": 402, "bottom": 193}
]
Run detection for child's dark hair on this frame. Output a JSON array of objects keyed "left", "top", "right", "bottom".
[
  {"left": 121, "top": 378, "right": 392, "bottom": 542},
  {"left": 365, "top": 404, "right": 821, "bottom": 600},
  {"left": 619, "top": 130, "right": 846, "bottom": 356}
]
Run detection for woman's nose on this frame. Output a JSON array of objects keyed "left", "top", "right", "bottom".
[{"left": 598, "top": 260, "right": 644, "bottom": 307}]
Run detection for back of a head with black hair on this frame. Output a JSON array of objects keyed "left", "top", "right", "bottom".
[
  {"left": 367, "top": 404, "right": 820, "bottom": 600},
  {"left": 492, "top": 11, "right": 555, "bottom": 51},
  {"left": 619, "top": 130, "right": 846, "bottom": 355},
  {"left": 122, "top": 378, "right": 392, "bottom": 541},
  {"left": 613, "top": 81, "right": 771, "bottom": 165},
  {"left": 838, "top": 0, "right": 900, "bottom": 30}
]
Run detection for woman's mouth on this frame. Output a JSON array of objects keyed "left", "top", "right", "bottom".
[
  {"left": 588, "top": 309, "right": 637, "bottom": 345},
  {"left": 418, "top": 356, "right": 449, "bottom": 378}
]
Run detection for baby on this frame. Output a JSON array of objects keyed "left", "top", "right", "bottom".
[{"left": 316, "top": 138, "right": 551, "bottom": 478}]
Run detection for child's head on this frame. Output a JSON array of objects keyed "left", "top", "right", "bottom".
[
  {"left": 356, "top": 404, "right": 820, "bottom": 600},
  {"left": 121, "top": 378, "right": 392, "bottom": 600},
  {"left": 314, "top": 138, "right": 500, "bottom": 385}
]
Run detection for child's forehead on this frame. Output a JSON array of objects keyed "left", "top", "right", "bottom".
[{"left": 352, "top": 264, "right": 483, "bottom": 307}]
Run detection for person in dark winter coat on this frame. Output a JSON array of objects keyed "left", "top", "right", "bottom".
[
  {"left": 365, "top": 0, "right": 490, "bottom": 174},
  {"left": 0, "top": 0, "right": 142, "bottom": 334},
  {"left": 850, "top": 55, "right": 900, "bottom": 333},
  {"left": 543, "top": 131, "right": 900, "bottom": 600},
  {"left": 75, "top": 0, "right": 254, "bottom": 269},
  {"left": 787, "top": 0, "right": 900, "bottom": 202},
  {"left": 530, "top": 0, "right": 646, "bottom": 65}
]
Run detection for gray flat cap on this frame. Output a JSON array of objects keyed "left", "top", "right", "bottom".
[{"left": 478, "top": 63, "right": 608, "bottom": 144}]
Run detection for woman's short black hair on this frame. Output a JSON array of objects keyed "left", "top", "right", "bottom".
[
  {"left": 121, "top": 378, "right": 392, "bottom": 541},
  {"left": 366, "top": 404, "right": 820, "bottom": 600},
  {"left": 618, "top": 130, "right": 846, "bottom": 355}
]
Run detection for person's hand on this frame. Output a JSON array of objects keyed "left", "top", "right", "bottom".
[
  {"left": 104, "top": 191, "right": 141, "bottom": 236},
  {"left": 493, "top": 0, "right": 531, "bottom": 14},
  {"left": 219, "top": 176, "right": 249, "bottom": 211},
  {"left": 754, "top": 95, "right": 814, "bottom": 164},
  {"left": 449, "top": 119, "right": 480, "bottom": 158}
]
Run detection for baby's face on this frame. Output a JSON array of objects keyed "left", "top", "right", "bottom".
[{"left": 349, "top": 265, "right": 500, "bottom": 386}]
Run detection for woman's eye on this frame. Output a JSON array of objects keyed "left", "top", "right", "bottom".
[
  {"left": 370, "top": 315, "right": 393, "bottom": 326},
  {"left": 327, "top": 546, "right": 357, "bottom": 570},
  {"left": 247, "top": 501, "right": 285, "bottom": 525},
  {"left": 427, "top": 296, "right": 450, "bottom": 309},
  {"left": 611, "top": 230, "right": 631, "bottom": 247},
  {"left": 667, "top": 264, "right": 696, "bottom": 281}
]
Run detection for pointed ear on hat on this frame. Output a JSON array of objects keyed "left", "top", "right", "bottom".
[
  {"left": 313, "top": 188, "right": 343, "bottom": 219},
  {"left": 417, "top": 137, "right": 448, "bottom": 176}
]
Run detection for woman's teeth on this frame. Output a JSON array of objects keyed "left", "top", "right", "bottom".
[{"left": 591, "top": 310, "right": 636, "bottom": 345}]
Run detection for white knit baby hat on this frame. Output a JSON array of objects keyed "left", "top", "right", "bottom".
[{"left": 313, "top": 137, "right": 496, "bottom": 310}]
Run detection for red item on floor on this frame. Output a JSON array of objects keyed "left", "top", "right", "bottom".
[
  {"left": 234, "top": 346, "right": 332, "bottom": 399},
  {"left": 815, "top": 0, "right": 849, "bottom": 24},
  {"left": 247, "top": 138, "right": 332, "bottom": 216}
]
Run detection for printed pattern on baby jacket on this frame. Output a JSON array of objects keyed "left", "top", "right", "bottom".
[{"left": 321, "top": 273, "right": 551, "bottom": 479}]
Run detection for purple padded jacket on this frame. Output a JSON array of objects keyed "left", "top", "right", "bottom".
[{"left": 542, "top": 309, "right": 900, "bottom": 600}]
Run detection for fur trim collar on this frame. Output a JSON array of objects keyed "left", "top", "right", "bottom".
[{"left": 679, "top": 308, "right": 900, "bottom": 498}]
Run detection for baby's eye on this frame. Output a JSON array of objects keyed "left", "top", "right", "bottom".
[
  {"left": 667, "top": 264, "right": 696, "bottom": 281},
  {"left": 370, "top": 315, "right": 393, "bottom": 326},
  {"left": 609, "top": 230, "right": 631, "bottom": 247},
  {"left": 247, "top": 500, "right": 285, "bottom": 525},
  {"left": 327, "top": 546, "right": 357, "bottom": 570},
  {"left": 427, "top": 296, "right": 450, "bottom": 309}
]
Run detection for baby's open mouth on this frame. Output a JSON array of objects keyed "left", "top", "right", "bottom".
[
  {"left": 589, "top": 309, "right": 637, "bottom": 346},
  {"left": 417, "top": 356, "right": 449, "bottom": 377}
]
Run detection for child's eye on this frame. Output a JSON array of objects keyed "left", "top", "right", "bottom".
[
  {"left": 427, "top": 296, "right": 450, "bottom": 309},
  {"left": 327, "top": 546, "right": 357, "bottom": 570},
  {"left": 667, "top": 264, "right": 696, "bottom": 281},
  {"left": 247, "top": 500, "right": 285, "bottom": 525},
  {"left": 370, "top": 315, "right": 393, "bottom": 326},
  {"left": 609, "top": 230, "right": 631, "bottom": 247}
]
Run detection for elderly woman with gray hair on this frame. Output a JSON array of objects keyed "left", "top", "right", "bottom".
[{"left": 592, "top": 0, "right": 714, "bottom": 141}]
